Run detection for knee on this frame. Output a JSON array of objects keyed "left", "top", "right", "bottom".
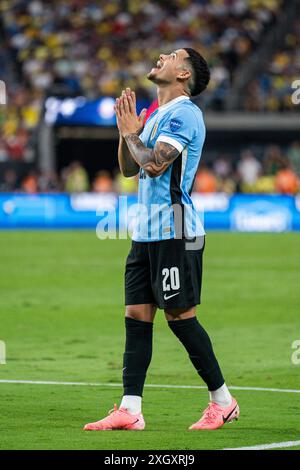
[
  {"left": 125, "top": 305, "right": 143, "bottom": 321},
  {"left": 165, "top": 307, "right": 187, "bottom": 319},
  {"left": 165, "top": 307, "right": 196, "bottom": 322},
  {"left": 125, "top": 305, "right": 156, "bottom": 323}
]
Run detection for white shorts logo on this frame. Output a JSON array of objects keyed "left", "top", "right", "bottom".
[{"left": 163, "top": 292, "right": 180, "bottom": 301}]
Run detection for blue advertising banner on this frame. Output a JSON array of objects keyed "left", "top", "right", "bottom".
[
  {"left": 44, "top": 96, "right": 150, "bottom": 126},
  {"left": 0, "top": 193, "right": 300, "bottom": 232}
]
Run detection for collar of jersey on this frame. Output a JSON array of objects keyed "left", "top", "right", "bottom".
[{"left": 156, "top": 95, "right": 190, "bottom": 114}]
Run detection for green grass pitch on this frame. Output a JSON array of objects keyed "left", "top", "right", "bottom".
[{"left": 0, "top": 231, "right": 299, "bottom": 450}]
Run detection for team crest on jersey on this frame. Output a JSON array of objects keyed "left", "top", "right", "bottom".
[
  {"left": 169, "top": 118, "right": 182, "bottom": 133},
  {"left": 150, "top": 122, "right": 158, "bottom": 140}
]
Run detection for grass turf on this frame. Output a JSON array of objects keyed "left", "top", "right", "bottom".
[{"left": 0, "top": 231, "right": 299, "bottom": 450}]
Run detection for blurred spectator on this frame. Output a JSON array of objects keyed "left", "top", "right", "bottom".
[
  {"left": 38, "top": 171, "right": 60, "bottom": 192},
  {"left": 213, "top": 155, "right": 236, "bottom": 193},
  {"left": 213, "top": 155, "right": 232, "bottom": 180},
  {"left": 287, "top": 141, "right": 300, "bottom": 177},
  {"left": 217, "top": 177, "right": 237, "bottom": 194},
  {"left": 275, "top": 163, "right": 299, "bottom": 194},
  {"left": 263, "top": 145, "right": 286, "bottom": 175},
  {"left": 0, "top": 139, "right": 8, "bottom": 162},
  {"left": 21, "top": 171, "right": 38, "bottom": 193},
  {"left": 114, "top": 171, "right": 138, "bottom": 194},
  {"left": 194, "top": 166, "right": 217, "bottom": 193},
  {"left": 92, "top": 170, "right": 114, "bottom": 193},
  {"left": 0, "top": 169, "right": 18, "bottom": 191},
  {"left": 237, "top": 150, "right": 262, "bottom": 191},
  {"left": 64, "top": 161, "right": 89, "bottom": 193},
  {"left": 0, "top": 85, "right": 41, "bottom": 164},
  {"left": 252, "top": 174, "right": 276, "bottom": 194},
  {"left": 5, "top": 129, "right": 29, "bottom": 160}
]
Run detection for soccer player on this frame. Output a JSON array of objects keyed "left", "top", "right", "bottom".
[{"left": 84, "top": 48, "right": 239, "bottom": 431}]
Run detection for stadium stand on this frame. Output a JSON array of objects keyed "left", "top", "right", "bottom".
[
  {"left": 244, "top": 18, "right": 300, "bottom": 112},
  {"left": 0, "top": 0, "right": 299, "bottom": 194},
  {"left": 0, "top": 0, "right": 285, "bottom": 103}
]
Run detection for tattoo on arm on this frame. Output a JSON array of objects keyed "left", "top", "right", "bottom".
[
  {"left": 124, "top": 133, "right": 180, "bottom": 177},
  {"left": 118, "top": 136, "right": 140, "bottom": 177}
]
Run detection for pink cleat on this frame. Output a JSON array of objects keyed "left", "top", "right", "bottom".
[
  {"left": 84, "top": 404, "right": 145, "bottom": 431},
  {"left": 189, "top": 397, "right": 240, "bottom": 430}
]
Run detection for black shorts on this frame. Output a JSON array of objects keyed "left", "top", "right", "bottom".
[{"left": 125, "top": 237, "right": 205, "bottom": 310}]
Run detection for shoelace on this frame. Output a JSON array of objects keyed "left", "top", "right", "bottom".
[
  {"left": 106, "top": 404, "right": 138, "bottom": 428},
  {"left": 98, "top": 404, "right": 123, "bottom": 428},
  {"left": 108, "top": 404, "right": 119, "bottom": 415},
  {"left": 108, "top": 404, "right": 129, "bottom": 415},
  {"left": 201, "top": 403, "right": 220, "bottom": 423}
]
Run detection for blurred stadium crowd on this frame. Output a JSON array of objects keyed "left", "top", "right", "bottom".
[
  {"left": 1, "top": 142, "right": 299, "bottom": 194},
  {"left": 0, "top": 0, "right": 299, "bottom": 194},
  {"left": 244, "top": 18, "right": 300, "bottom": 111}
]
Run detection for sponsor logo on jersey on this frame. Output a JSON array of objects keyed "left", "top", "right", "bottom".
[{"left": 170, "top": 118, "right": 182, "bottom": 133}]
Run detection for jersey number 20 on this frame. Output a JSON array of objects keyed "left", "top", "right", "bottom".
[{"left": 162, "top": 267, "right": 180, "bottom": 292}]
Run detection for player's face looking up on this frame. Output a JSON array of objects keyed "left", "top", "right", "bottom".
[{"left": 147, "top": 49, "right": 192, "bottom": 93}]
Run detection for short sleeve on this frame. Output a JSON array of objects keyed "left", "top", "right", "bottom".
[{"left": 156, "top": 107, "right": 198, "bottom": 153}]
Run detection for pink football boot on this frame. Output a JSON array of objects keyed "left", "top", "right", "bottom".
[
  {"left": 84, "top": 404, "right": 145, "bottom": 431},
  {"left": 189, "top": 397, "right": 240, "bottom": 430}
]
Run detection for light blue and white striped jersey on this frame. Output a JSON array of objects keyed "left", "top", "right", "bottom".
[{"left": 132, "top": 95, "right": 206, "bottom": 242}]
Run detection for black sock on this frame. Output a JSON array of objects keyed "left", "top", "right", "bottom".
[
  {"left": 123, "top": 317, "right": 153, "bottom": 396},
  {"left": 168, "top": 317, "right": 224, "bottom": 391}
]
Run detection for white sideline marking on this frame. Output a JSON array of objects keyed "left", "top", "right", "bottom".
[
  {"left": 0, "top": 379, "right": 300, "bottom": 394},
  {"left": 224, "top": 440, "right": 300, "bottom": 450}
]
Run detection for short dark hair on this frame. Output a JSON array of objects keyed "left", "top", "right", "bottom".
[{"left": 183, "top": 48, "right": 210, "bottom": 96}]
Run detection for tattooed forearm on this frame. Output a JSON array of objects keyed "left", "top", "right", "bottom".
[
  {"left": 118, "top": 135, "right": 140, "bottom": 177},
  {"left": 124, "top": 133, "right": 180, "bottom": 177}
]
